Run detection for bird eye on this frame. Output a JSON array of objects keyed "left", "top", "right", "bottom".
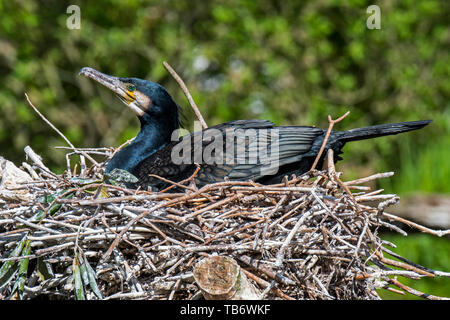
[{"left": 127, "top": 85, "right": 135, "bottom": 92}]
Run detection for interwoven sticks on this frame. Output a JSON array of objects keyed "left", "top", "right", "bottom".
[{"left": 1, "top": 147, "right": 449, "bottom": 300}]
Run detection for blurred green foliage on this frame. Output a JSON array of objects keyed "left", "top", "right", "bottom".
[
  {"left": 0, "top": 0, "right": 448, "bottom": 189},
  {"left": 0, "top": 0, "right": 448, "bottom": 300}
]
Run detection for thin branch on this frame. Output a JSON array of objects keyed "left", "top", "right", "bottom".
[
  {"left": 389, "top": 278, "right": 450, "bottom": 300},
  {"left": 382, "top": 212, "right": 450, "bottom": 237},
  {"left": 163, "top": 61, "right": 208, "bottom": 129},
  {"left": 310, "top": 111, "right": 350, "bottom": 171},
  {"left": 24, "top": 93, "right": 99, "bottom": 168}
]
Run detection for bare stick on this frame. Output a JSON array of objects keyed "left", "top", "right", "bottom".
[
  {"left": 24, "top": 93, "right": 99, "bottom": 168},
  {"left": 241, "top": 269, "right": 295, "bottom": 300},
  {"left": 326, "top": 148, "right": 361, "bottom": 206},
  {"left": 310, "top": 111, "right": 350, "bottom": 171},
  {"left": 389, "top": 278, "right": 450, "bottom": 300},
  {"left": 275, "top": 208, "right": 314, "bottom": 268},
  {"left": 147, "top": 174, "right": 196, "bottom": 192},
  {"left": 163, "top": 61, "right": 208, "bottom": 129},
  {"left": 382, "top": 212, "right": 450, "bottom": 237},
  {"left": 23, "top": 146, "right": 51, "bottom": 173},
  {"left": 109, "top": 137, "right": 136, "bottom": 160},
  {"left": 344, "top": 172, "right": 394, "bottom": 186},
  {"left": 160, "top": 163, "right": 201, "bottom": 193}
]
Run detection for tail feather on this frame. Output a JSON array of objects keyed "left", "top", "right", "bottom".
[{"left": 339, "top": 120, "right": 432, "bottom": 143}]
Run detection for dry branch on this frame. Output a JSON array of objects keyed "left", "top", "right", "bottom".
[
  {"left": 310, "top": 111, "right": 350, "bottom": 171},
  {"left": 163, "top": 61, "right": 208, "bottom": 129},
  {"left": 24, "top": 93, "right": 99, "bottom": 172}
]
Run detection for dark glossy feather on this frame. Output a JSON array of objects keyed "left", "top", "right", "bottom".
[{"left": 127, "top": 119, "right": 431, "bottom": 190}]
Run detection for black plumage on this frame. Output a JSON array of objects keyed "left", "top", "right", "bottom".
[{"left": 79, "top": 67, "right": 431, "bottom": 191}]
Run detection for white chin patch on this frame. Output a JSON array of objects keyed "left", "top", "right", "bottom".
[{"left": 128, "top": 101, "right": 145, "bottom": 116}]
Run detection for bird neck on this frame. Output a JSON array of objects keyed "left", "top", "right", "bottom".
[{"left": 106, "top": 116, "right": 178, "bottom": 174}]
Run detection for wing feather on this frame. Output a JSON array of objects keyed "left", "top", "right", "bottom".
[{"left": 133, "top": 120, "right": 324, "bottom": 188}]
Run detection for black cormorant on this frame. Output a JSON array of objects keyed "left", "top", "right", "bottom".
[{"left": 79, "top": 67, "right": 431, "bottom": 191}]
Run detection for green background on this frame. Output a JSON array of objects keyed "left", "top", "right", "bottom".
[{"left": 0, "top": 0, "right": 448, "bottom": 299}]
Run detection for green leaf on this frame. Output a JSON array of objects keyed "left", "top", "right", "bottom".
[
  {"left": 68, "top": 177, "right": 103, "bottom": 185},
  {"left": 37, "top": 257, "right": 54, "bottom": 281},
  {"left": 85, "top": 259, "right": 103, "bottom": 299},
  {"left": 73, "top": 254, "right": 85, "bottom": 300},
  {"left": 0, "top": 262, "right": 19, "bottom": 289},
  {"left": 38, "top": 189, "right": 73, "bottom": 205},
  {"left": 98, "top": 186, "right": 110, "bottom": 199},
  {"left": 79, "top": 257, "right": 89, "bottom": 285},
  {"left": 31, "top": 189, "right": 74, "bottom": 222},
  {"left": 10, "top": 240, "right": 31, "bottom": 299},
  {"left": 77, "top": 253, "right": 103, "bottom": 299},
  {"left": 0, "top": 234, "right": 27, "bottom": 288},
  {"left": 29, "top": 210, "right": 45, "bottom": 223}
]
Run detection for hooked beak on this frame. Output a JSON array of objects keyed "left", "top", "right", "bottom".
[{"left": 79, "top": 67, "right": 145, "bottom": 116}]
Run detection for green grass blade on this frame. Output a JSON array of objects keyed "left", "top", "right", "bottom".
[
  {"left": 0, "top": 234, "right": 27, "bottom": 288},
  {"left": 0, "top": 262, "right": 19, "bottom": 289},
  {"left": 31, "top": 190, "right": 74, "bottom": 222},
  {"left": 73, "top": 254, "right": 85, "bottom": 300},
  {"left": 77, "top": 253, "right": 103, "bottom": 299},
  {"left": 37, "top": 257, "right": 54, "bottom": 281},
  {"left": 10, "top": 240, "right": 31, "bottom": 299},
  {"left": 85, "top": 259, "right": 103, "bottom": 299},
  {"left": 79, "top": 256, "right": 89, "bottom": 285}
]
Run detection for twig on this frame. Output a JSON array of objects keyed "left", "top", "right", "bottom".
[
  {"left": 310, "top": 111, "right": 350, "bottom": 171},
  {"left": 275, "top": 208, "right": 314, "bottom": 268},
  {"left": 163, "top": 61, "right": 208, "bottom": 129},
  {"left": 24, "top": 93, "right": 99, "bottom": 169},
  {"left": 382, "top": 212, "right": 450, "bottom": 237},
  {"left": 23, "top": 146, "right": 54, "bottom": 177},
  {"left": 241, "top": 269, "right": 295, "bottom": 300},
  {"left": 160, "top": 163, "right": 201, "bottom": 193},
  {"left": 388, "top": 278, "right": 450, "bottom": 300},
  {"left": 344, "top": 172, "right": 394, "bottom": 186},
  {"left": 147, "top": 174, "right": 196, "bottom": 192},
  {"left": 2, "top": 125, "right": 449, "bottom": 300}
]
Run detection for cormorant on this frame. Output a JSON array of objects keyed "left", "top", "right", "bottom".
[{"left": 79, "top": 67, "right": 431, "bottom": 191}]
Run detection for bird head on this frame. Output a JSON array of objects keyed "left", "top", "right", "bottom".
[{"left": 79, "top": 67, "right": 182, "bottom": 128}]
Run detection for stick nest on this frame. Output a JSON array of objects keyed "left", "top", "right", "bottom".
[{"left": 0, "top": 147, "right": 449, "bottom": 301}]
